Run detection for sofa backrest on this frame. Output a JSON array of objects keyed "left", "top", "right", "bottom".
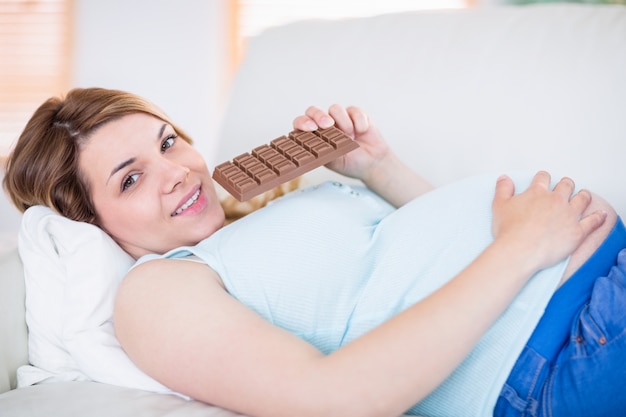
[
  {"left": 0, "top": 244, "right": 27, "bottom": 394},
  {"left": 216, "top": 4, "right": 626, "bottom": 216}
]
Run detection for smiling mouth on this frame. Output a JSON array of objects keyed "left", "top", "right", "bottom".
[{"left": 172, "top": 189, "right": 200, "bottom": 216}]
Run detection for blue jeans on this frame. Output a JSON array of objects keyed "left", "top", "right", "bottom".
[{"left": 495, "top": 217, "right": 626, "bottom": 417}]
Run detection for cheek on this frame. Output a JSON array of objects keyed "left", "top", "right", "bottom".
[
  {"left": 181, "top": 144, "right": 208, "bottom": 168},
  {"left": 191, "top": 153, "right": 210, "bottom": 174},
  {"left": 94, "top": 195, "right": 150, "bottom": 237}
]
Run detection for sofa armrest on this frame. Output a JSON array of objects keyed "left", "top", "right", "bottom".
[{"left": 0, "top": 241, "right": 28, "bottom": 393}]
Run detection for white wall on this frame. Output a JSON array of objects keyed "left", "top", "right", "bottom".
[{"left": 72, "top": 0, "right": 230, "bottom": 163}]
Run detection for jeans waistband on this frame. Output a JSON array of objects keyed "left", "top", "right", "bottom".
[{"left": 525, "top": 216, "right": 626, "bottom": 362}]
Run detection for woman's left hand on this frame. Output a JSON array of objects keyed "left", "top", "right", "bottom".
[
  {"left": 292, "top": 104, "right": 390, "bottom": 181},
  {"left": 491, "top": 171, "right": 608, "bottom": 272}
]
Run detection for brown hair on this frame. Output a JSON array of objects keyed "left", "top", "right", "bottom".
[{"left": 2, "top": 87, "right": 298, "bottom": 226}]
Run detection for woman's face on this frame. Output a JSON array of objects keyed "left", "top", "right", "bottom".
[{"left": 79, "top": 112, "right": 225, "bottom": 259}]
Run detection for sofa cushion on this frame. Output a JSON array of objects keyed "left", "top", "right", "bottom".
[
  {"left": 0, "top": 381, "right": 248, "bottom": 417},
  {"left": 0, "top": 243, "right": 27, "bottom": 394}
]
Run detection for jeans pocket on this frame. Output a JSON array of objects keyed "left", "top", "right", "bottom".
[
  {"left": 494, "top": 346, "right": 549, "bottom": 417},
  {"left": 547, "top": 331, "right": 626, "bottom": 417}
]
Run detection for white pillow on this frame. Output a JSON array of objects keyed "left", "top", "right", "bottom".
[{"left": 17, "top": 206, "right": 172, "bottom": 394}]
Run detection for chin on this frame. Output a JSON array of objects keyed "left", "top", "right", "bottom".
[{"left": 186, "top": 227, "right": 218, "bottom": 247}]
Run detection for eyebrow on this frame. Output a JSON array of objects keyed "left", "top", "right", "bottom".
[
  {"left": 106, "top": 123, "right": 168, "bottom": 185},
  {"left": 107, "top": 157, "right": 136, "bottom": 185}
]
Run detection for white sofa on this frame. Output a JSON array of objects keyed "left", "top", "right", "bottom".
[{"left": 1, "top": 4, "right": 625, "bottom": 416}]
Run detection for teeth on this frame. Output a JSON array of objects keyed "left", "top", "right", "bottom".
[{"left": 173, "top": 190, "right": 200, "bottom": 216}]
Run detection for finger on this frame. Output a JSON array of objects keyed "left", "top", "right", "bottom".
[
  {"left": 530, "top": 170, "right": 552, "bottom": 190},
  {"left": 492, "top": 174, "right": 515, "bottom": 209},
  {"left": 568, "top": 189, "right": 593, "bottom": 214},
  {"left": 346, "top": 106, "right": 370, "bottom": 134},
  {"left": 578, "top": 209, "right": 608, "bottom": 239},
  {"left": 292, "top": 115, "right": 318, "bottom": 131},
  {"left": 552, "top": 176, "right": 576, "bottom": 199},
  {"left": 305, "top": 105, "right": 335, "bottom": 129},
  {"left": 328, "top": 104, "right": 355, "bottom": 136}
]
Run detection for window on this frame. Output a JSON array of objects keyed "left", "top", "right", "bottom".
[{"left": 0, "top": 0, "right": 72, "bottom": 156}]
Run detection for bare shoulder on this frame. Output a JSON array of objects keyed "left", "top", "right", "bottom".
[
  {"left": 113, "top": 258, "right": 228, "bottom": 380},
  {"left": 115, "top": 258, "right": 224, "bottom": 318},
  {"left": 116, "top": 257, "right": 224, "bottom": 299},
  {"left": 114, "top": 257, "right": 225, "bottom": 332}
]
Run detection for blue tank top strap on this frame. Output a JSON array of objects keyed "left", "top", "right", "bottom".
[{"left": 525, "top": 216, "right": 626, "bottom": 362}]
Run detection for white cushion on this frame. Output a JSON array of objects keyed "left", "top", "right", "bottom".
[{"left": 16, "top": 206, "right": 170, "bottom": 394}]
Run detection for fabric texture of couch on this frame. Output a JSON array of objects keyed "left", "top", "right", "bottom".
[{"left": 1, "top": 4, "right": 625, "bottom": 416}]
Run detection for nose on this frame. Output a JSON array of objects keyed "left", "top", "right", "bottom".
[{"left": 158, "top": 157, "right": 190, "bottom": 194}]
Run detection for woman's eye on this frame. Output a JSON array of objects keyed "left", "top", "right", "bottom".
[
  {"left": 161, "top": 134, "right": 177, "bottom": 153},
  {"left": 122, "top": 173, "right": 140, "bottom": 191}
]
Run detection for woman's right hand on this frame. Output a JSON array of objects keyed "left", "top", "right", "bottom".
[
  {"left": 292, "top": 104, "right": 434, "bottom": 207},
  {"left": 491, "top": 171, "right": 607, "bottom": 272},
  {"left": 292, "top": 104, "right": 392, "bottom": 182}
]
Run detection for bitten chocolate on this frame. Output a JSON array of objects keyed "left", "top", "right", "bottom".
[{"left": 213, "top": 126, "right": 359, "bottom": 201}]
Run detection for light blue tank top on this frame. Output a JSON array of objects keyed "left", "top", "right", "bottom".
[{"left": 139, "top": 174, "right": 566, "bottom": 416}]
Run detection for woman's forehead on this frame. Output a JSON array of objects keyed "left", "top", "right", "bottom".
[{"left": 78, "top": 114, "right": 163, "bottom": 182}]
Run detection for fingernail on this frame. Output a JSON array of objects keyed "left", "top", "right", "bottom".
[{"left": 320, "top": 116, "right": 334, "bottom": 128}]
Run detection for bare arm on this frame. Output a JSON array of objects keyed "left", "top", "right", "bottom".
[
  {"left": 358, "top": 150, "right": 433, "bottom": 208},
  {"left": 114, "top": 172, "right": 606, "bottom": 417},
  {"left": 115, "top": 245, "right": 528, "bottom": 417}
]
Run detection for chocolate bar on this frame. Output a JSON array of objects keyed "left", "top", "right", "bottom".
[{"left": 213, "top": 126, "right": 359, "bottom": 201}]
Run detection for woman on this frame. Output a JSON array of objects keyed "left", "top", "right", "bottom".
[{"left": 3, "top": 88, "right": 619, "bottom": 417}]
